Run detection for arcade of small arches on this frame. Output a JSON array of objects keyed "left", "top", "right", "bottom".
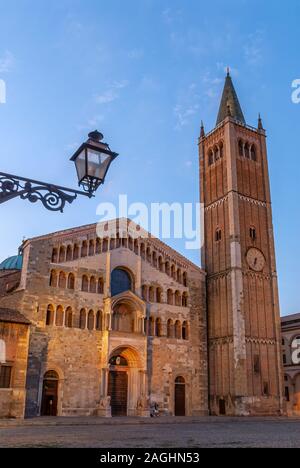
[
  {"left": 238, "top": 139, "right": 257, "bottom": 161},
  {"left": 45, "top": 305, "right": 103, "bottom": 331},
  {"left": 145, "top": 317, "right": 189, "bottom": 340},
  {"left": 51, "top": 238, "right": 188, "bottom": 288},
  {"left": 44, "top": 303, "right": 190, "bottom": 341},
  {"left": 141, "top": 285, "right": 188, "bottom": 307},
  {"left": 207, "top": 141, "right": 224, "bottom": 166},
  {"left": 49, "top": 270, "right": 104, "bottom": 294}
]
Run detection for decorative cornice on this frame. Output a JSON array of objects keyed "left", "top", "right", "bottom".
[
  {"left": 205, "top": 195, "right": 229, "bottom": 211},
  {"left": 238, "top": 194, "right": 267, "bottom": 207},
  {"left": 245, "top": 337, "right": 276, "bottom": 346}
]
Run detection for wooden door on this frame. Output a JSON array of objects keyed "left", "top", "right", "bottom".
[
  {"left": 175, "top": 377, "right": 186, "bottom": 416},
  {"left": 108, "top": 371, "right": 128, "bottom": 417}
]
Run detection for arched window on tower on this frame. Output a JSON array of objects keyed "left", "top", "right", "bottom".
[
  {"left": 167, "top": 289, "right": 174, "bottom": 306},
  {"left": 73, "top": 244, "right": 79, "bottom": 260},
  {"left": 149, "top": 286, "right": 155, "bottom": 303},
  {"left": 250, "top": 226, "right": 257, "bottom": 241},
  {"left": 111, "top": 268, "right": 132, "bottom": 296},
  {"left": 214, "top": 145, "right": 220, "bottom": 161},
  {"left": 156, "top": 287, "right": 162, "bottom": 304},
  {"left": 89, "top": 240, "right": 95, "bottom": 256},
  {"left": 238, "top": 140, "right": 244, "bottom": 157},
  {"left": 244, "top": 142, "right": 250, "bottom": 159},
  {"left": 219, "top": 142, "right": 224, "bottom": 158},
  {"left": 96, "top": 238, "right": 101, "bottom": 254},
  {"left": 96, "top": 311, "right": 103, "bottom": 331},
  {"left": 250, "top": 145, "right": 257, "bottom": 161},
  {"left": 155, "top": 318, "right": 162, "bottom": 337},
  {"left": 208, "top": 149, "right": 214, "bottom": 166},
  {"left": 182, "top": 293, "right": 188, "bottom": 308}
]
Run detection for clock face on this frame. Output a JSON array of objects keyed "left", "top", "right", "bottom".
[{"left": 246, "top": 248, "right": 265, "bottom": 272}]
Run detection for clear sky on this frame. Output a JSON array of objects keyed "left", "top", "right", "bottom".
[{"left": 0, "top": 0, "right": 299, "bottom": 316}]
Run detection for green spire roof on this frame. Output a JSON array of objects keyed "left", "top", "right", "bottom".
[{"left": 216, "top": 72, "right": 245, "bottom": 126}]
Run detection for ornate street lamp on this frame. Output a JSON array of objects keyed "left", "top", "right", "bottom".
[
  {"left": 0, "top": 131, "right": 118, "bottom": 212},
  {"left": 70, "top": 130, "right": 118, "bottom": 194}
]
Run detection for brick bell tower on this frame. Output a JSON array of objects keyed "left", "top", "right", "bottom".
[{"left": 199, "top": 71, "right": 284, "bottom": 416}]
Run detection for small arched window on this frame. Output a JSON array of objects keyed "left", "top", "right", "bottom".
[
  {"left": 214, "top": 145, "right": 220, "bottom": 161},
  {"left": 102, "top": 238, "right": 108, "bottom": 253},
  {"left": 183, "top": 272, "right": 188, "bottom": 287},
  {"left": 251, "top": 145, "right": 257, "bottom": 161},
  {"left": 65, "top": 307, "right": 73, "bottom": 328},
  {"left": 155, "top": 318, "right": 162, "bottom": 337},
  {"left": 219, "top": 142, "right": 224, "bottom": 158},
  {"left": 81, "top": 241, "right": 88, "bottom": 258},
  {"left": 49, "top": 270, "right": 57, "bottom": 287},
  {"left": 156, "top": 288, "right": 162, "bottom": 304},
  {"left": 146, "top": 247, "right": 152, "bottom": 263},
  {"left": 238, "top": 140, "right": 244, "bottom": 157},
  {"left": 165, "top": 262, "right": 170, "bottom": 276},
  {"left": 89, "top": 240, "right": 95, "bottom": 256},
  {"left": 98, "top": 278, "right": 104, "bottom": 294},
  {"left": 215, "top": 228, "right": 222, "bottom": 242},
  {"left": 177, "top": 269, "right": 182, "bottom": 283},
  {"left": 158, "top": 257, "right": 164, "bottom": 272},
  {"left": 90, "top": 276, "right": 97, "bottom": 294},
  {"left": 73, "top": 244, "right": 79, "bottom": 260},
  {"left": 182, "top": 321, "right": 189, "bottom": 340},
  {"left": 88, "top": 310, "right": 95, "bottom": 331},
  {"left": 46, "top": 305, "right": 54, "bottom": 326},
  {"left": 149, "top": 287, "right": 155, "bottom": 303},
  {"left": 51, "top": 248, "right": 58, "bottom": 263},
  {"left": 142, "top": 285, "right": 148, "bottom": 301},
  {"left": 67, "top": 273, "right": 75, "bottom": 290},
  {"left": 152, "top": 251, "right": 157, "bottom": 267},
  {"left": 134, "top": 240, "right": 139, "bottom": 255},
  {"left": 175, "top": 290, "right": 181, "bottom": 306},
  {"left": 111, "top": 268, "right": 132, "bottom": 296},
  {"left": 182, "top": 293, "right": 188, "bottom": 308},
  {"left": 149, "top": 317, "right": 155, "bottom": 336},
  {"left": 244, "top": 142, "right": 250, "bottom": 159},
  {"left": 167, "top": 319, "right": 174, "bottom": 338},
  {"left": 56, "top": 306, "right": 64, "bottom": 327},
  {"left": 208, "top": 150, "right": 214, "bottom": 166},
  {"left": 96, "top": 311, "right": 102, "bottom": 331},
  {"left": 59, "top": 246, "right": 66, "bottom": 263},
  {"left": 58, "top": 272, "right": 67, "bottom": 289},
  {"left": 250, "top": 227, "right": 256, "bottom": 241},
  {"left": 82, "top": 275, "right": 89, "bottom": 292},
  {"left": 175, "top": 320, "right": 182, "bottom": 339},
  {"left": 80, "top": 309, "right": 86, "bottom": 329},
  {"left": 140, "top": 243, "right": 146, "bottom": 260},
  {"left": 167, "top": 289, "right": 173, "bottom": 306},
  {"left": 66, "top": 245, "right": 73, "bottom": 262}
]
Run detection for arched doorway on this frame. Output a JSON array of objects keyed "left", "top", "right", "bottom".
[
  {"left": 108, "top": 355, "right": 129, "bottom": 417},
  {"left": 41, "top": 370, "right": 59, "bottom": 416},
  {"left": 175, "top": 376, "right": 186, "bottom": 416}
]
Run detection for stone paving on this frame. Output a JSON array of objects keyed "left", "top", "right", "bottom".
[{"left": 0, "top": 417, "right": 300, "bottom": 448}]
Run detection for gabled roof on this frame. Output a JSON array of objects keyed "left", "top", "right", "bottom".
[
  {"left": 216, "top": 72, "right": 245, "bottom": 126},
  {"left": 0, "top": 308, "right": 31, "bottom": 325}
]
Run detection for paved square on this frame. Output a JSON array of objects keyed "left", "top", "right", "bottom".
[{"left": 0, "top": 417, "right": 300, "bottom": 448}]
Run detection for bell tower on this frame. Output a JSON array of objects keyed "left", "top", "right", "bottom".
[{"left": 199, "top": 71, "right": 284, "bottom": 415}]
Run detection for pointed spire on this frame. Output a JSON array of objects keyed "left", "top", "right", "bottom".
[
  {"left": 258, "top": 113, "right": 263, "bottom": 130},
  {"left": 200, "top": 120, "right": 205, "bottom": 138},
  {"left": 216, "top": 72, "right": 245, "bottom": 126}
]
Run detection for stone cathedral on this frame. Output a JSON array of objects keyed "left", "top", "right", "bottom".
[{"left": 0, "top": 73, "right": 284, "bottom": 419}]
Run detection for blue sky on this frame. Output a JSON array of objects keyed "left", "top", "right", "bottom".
[{"left": 0, "top": 0, "right": 299, "bottom": 315}]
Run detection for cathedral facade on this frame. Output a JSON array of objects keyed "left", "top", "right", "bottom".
[{"left": 0, "top": 74, "right": 284, "bottom": 418}]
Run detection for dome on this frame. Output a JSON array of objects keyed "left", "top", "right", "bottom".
[{"left": 0, "top": 255, "right": 23, "bottom": 271}]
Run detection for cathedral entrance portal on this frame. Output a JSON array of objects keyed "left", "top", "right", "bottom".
[{"left": 108, "top": 355, "right": 129, "bottom": 417}]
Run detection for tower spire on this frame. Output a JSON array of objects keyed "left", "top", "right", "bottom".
[
  {"left": 200, "top": 120, "right": 205, "bottom": 138},
  {"left": 216, "top": 73, "right": 245, "bottom": 126}
]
